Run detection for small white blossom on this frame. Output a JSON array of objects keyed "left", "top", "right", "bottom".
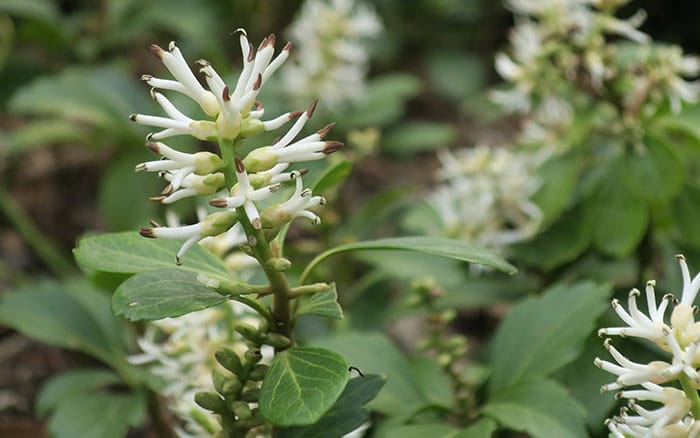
[
  {"left": 135, "top": 142, "right": 223, "bottom": 191},
  {"left": 597, "top": 255, "right": 700, "bottom": 436},
  {"left": 260, "top": 174, "right": 326, "bottom": 229}
]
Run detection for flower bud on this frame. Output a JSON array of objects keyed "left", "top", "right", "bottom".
[
  {"left": 242, "top": 146, "right": 278, "bottom": 172},
  {"left": 264, "top": 333, "right": 292, "bottom": 349},
  {"left": 264, "top": 257, "right": 292, "bottom": 271},
  {"left": 195, "top": 392, "right": 226, "bottom": 413},
  {"left": 241, "top": 387, "right": 260, "bottom": 402},
  {"left": 248, "top": 364, "right": 269, "bottom": 381},
  {"left": 193, "top": 152, "right": 225, "bottom": 175},
  {"left": 215, "top": 347, "right": 243, "bottom": 374},
  {"left": 244, "top": 348, "right": 263, "bottom": 364},
  {"left": 235, "top": 322, "right": 265, "bottom": 343},
  {"left": 200, "top": 211, "right": 239, "bottom": 237},
  {"left": 240, "top": 117, "right": 265, "bottom": 138},
  {"left": 230, "top": 401, "right": 253, "bottom": 420}
]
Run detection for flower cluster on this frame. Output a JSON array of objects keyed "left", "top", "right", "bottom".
[
  {"left": 428, "top": 145, "right": 545, "bottom": 250},
  {"left": 494, "top": 0, "right": 699, "bottom": 150},
  {"left": 131, "top": 30, "right": 342, "bottom": 264},
  {"left": 596, "top": 255, "right": 700, "bottom": 437},
  {"left": 130, "top": 302, "right": 269, "bottom": 437},
  {"left": 282, "top": 0, "right": 382, "bottom": 110}
]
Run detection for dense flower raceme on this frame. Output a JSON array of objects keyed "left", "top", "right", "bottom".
[
  {"left": 596, "top": 255, "right": 700, "bottom": 437},
  {"left": 130, "top": 30, "right": 341, "bottom": 263},
  {"left": 428, "top": 145, "right": 545, "bottom": 250},
  {"left": 282, "top": 0, "right": 382, "bottom": 110},
  {"left": 130, "top": 301, "right": 269, "bottom": 438}
]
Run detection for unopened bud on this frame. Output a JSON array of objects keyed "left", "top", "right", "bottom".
[
  {"left": 244, "top": 349, "right": 263, "bottom": 364},
  {"left": 194, "top": 392, "right": 226, "bottom": 413},
  {"left": 264, "top": 257, "right": 292, "bottom": 271},
  {"left": 241, "top": 387, "right": 260, "bottom": 402},
  {"left": 235, "top": 322, "right": 264, "bottom": 343},
  {"left": 264, "top": 333, "right": 292, "bottom": 349},
  {"left": 231, "top": 401, "right": 253, "bottom": 420},
  {"left": 249, "top": 364, "right": 269, "bottom": 381},
  {"left": 215, "top": 348, "right": 243, "bottom": 374}
]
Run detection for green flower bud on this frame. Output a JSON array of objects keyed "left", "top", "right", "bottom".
[
  {"left": 193, "top": 151, "right": 224, "bottom": 175},
  {"left": 242, "top": 146, "right": 279, "bottom": 172},
  {"left": 235, "top": 322, "right": 264, "bottom": 343},
  {"left": 260, "top": 204, "right": 293, "bottom": 230},
  {"left": 231, "top": 401, "right": 253, "bottom": 420},
  {"left": 195, "top": 392, "right": 226, "bottom": 413},
  {"left": 215, "top": 347, "right": 243, "bottom": 374},
  {"left": 248, "top": 364, "right": 269, "bottom": 381},
  {"left": 241, "top": 387, "right": 260, "bottom": 402},
  {"left": 264, "top": 257, "right": 292, "bottom": 271},
  {"left": 240, "top": 117, "right": 265, "bottom": 138},
  {"left": 244, "top": 348, "right": 263, "bottom": 364},
  {"left": 264, "top": 333, "right": 292, "bottom": 349},
  {"left": 200, "top": 211, "right": 239, "bottom": 237},
  {"left": 212, "top": 368, "right": 229, "bottom": 395}
]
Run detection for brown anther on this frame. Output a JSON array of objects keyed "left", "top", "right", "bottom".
[
  {"left": 257, "top": 36, "right": 268, "bottom": 51},
  {"left": 146, "top": 142, "right": 160, "bottom": 154},
  {"left": 323, "top": 141, "right": 343, "bottom": 154},
  {"left": 235, "top": 156, "right": 245, "bottom": 173},
  {"left": 139, "top": 228, "right": 156, "bottom": 238},
  {"left": 253, "top": 101, "right": 263, "bottom": 111},
  {"left": 252, "top": 74, "right": 262, "bottom": 91},
  {"left": 298, "top": 168, "right": 309, "bottom": 176},
  {"left": 289, "top": 110, "right": 303, "bottom": 120},
  {"left": 247, "top": 43, "right": 255, "bottom": 62},
  {"left": 306, "top": 99, "right": 318, "bottom": 117},
  {"left": 209, "top": 199, "right": 228, "bottom": 208},
  {"left": 283, "top": 41, "right": 292, "bottom": 52},
  {"left": 149, "top": 44, "right": 164, "bottom": 59},
  {"left": 317, "top": 122, "right": 336, "bottom": 138},
  {"left": 129, "top": 114, "right": 137, "bottom": 122},
  {"left": 267, "top": 34, "right": 276, "bottom": 48},
  {"left": 222, "top": 86, "right": 231, "bottom": 102}
]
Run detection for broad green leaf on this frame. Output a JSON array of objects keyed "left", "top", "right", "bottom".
[
  {"left": 74, "top": 231, "right": 231, "bottom": 282},
  {"left": 532, "top": 151, "right": 580, "bottom": 226},
  {"left": 625, "top": 135, "right": 683, "bottom": 203},
  {"left": 0, "top": 0, "right": 58, "bottom": 21},
  {"left": 426, "top": 51, "right": 485, "bottom": 102},
  {"left": 301, "top": 236, "right": 516, "bottom": 283},
  {"left": 488, "top": 281, "right": 611, "bottom": 394},
  {"left": 36, "top": 369, "right": 120, "bottom": 417},
  {"left": 38, "top": 370, "right": 148, "bottom": 438},
  {"left": 513, "top": 206, "right": 591, "bottom": 271},
  {"left": 457, "top": 418, "right": 498, "bottom": 437},
  {"left": 588, "top": 165, "right": 648, "bottom": 257},
  {"left": 342, "top": 73, "right": 422, "bottom": 127},
  {"left": 259, "top": 347, "right": 349, "bottom": 426},
  {"left": 312, "top": 332, "right": 451, "bottom": 418},
  {"left": 277, "top": 375, "right": 385, "bottom": 438},
  {"left": 5, "top": 120, "right": 88, "bottom": 155},
  {"left": 312, "top": 159, "right": 353, "bottom": 194},
  {"left": 382, "top": 121, "right": 458, "bottom": 155},
  {"left": 654, "top": 103, "right": 700, "bottom": 149},
  {"left": 0, "top": 280, "right": 128, "bottom": 366},
  {"left": 672, "top": 184, "right": 700, "bottom": 250},
  {"left": 483, "top": 377, "right": 587, "bottom": 438},
  {"left": 556, "top": 336, "right": 616, "bottom": 434},
  {"left": 296, "top": 283, "right": 343, "bottom": 320},
  {"left": 385, "top": 424, "right": 461, "bottom": 438},
  {"left": 113, "top": 269, "right": 227, "bottom": 321}
]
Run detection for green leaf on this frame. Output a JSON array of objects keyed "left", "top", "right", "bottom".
[
  {"left": 277, "top": 375, "right": 385, "bottom": 438},
  {"left": 74, "top": 231, "right": 231, "bottom": 282},
  {"left": 5, "top": 119, "right": 89, "bottom": 155},
  {"left": 113, "top": 269, "right": 227, "bottom": 321},
  {"left": 532, "top": 151, "right": 580, "bottom": 226},
  {"left": 382, "top": 121, "right": 458, "bottom": 155},
  {"left": 483, "top": 377, "right": 587, "bottom": 438},
  {"left": 457, "top": 418, "right": 498, "bottom": 437},
  {"left": 588, "top": 165, "right": 649, "bottom": 257},
  {"left": 654, "top": 103, "right": 700, "bottom": 148},
  {"left": 385, "top": 424, "right": 461, "bottom": 438},
  {"left": 0, "top": 280, "right": 128, "bottom": 366},
  {"left": 36, "top": 369, "right": 120, "bottom": 417},
  {"left": 488, "top": 281, "right": 611, "bottom": 394},
  {"left": 625, "top": 135, "right": 683, "bottom": 203},
  {"left": 259, "top": 347, "right": 349, "bottom": 426},
  {"left": 0, "top": 0, "right": 58, "bottom": 22},
  {"left": 426, "top": 51, "right": 486, "bottom": 102},
  {"left": 296, "top": 283, "right": 343, "bottom": 320},
  {"left": 311, "top": 159, "right": 353, "bottom": 194},
  {"left": 673, "top": 184, "right": 700, "bottom": 249},
  {"left": 513, "top": 206, "right": 591, "bottom": 271},
  {"left": 301, "top": 236, "right": 516, "bottom": 283},
  {"left": 342, "top": 73, "right": 422, "bottom": 127},
  {"left": 312, "top": 332, "right": 451, "bottom": 418},
  {"left": 37, "top": 369, "right": 147, "bottom": 438}
]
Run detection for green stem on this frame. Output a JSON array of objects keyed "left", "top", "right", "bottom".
[
  {"left": 680, "top": 373, "right": 700, "bottom": 418},
  {"left": 218, "top": 138, "right": 238, "bottom": 189},
  {"left": 231, "top": 295, "right": 275, "bottom": 327},
  {"left": 0, "top": 189, "right": 75, "bottom": 278}
]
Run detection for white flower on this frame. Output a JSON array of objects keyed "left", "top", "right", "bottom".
[
  {"left": 135, "top": 141, "right": 223, "bottom": 191},
  {"left": 597, "top": 255, "right": 700, "bottom": 436},
  {"left": 260, "top": 174, "right": 326, "bottom": 229},
  {"left": 132, "top": 32, "right": 294, "bottom": 141},
  {"left": 140, "top": 211, "right": 239, "bottom": 264},
  {"left": 428, "top": 145, "right": 545, "bottom": 249},
  {"left": 282, "top": 0, "right": 382, "bottom": 110}
]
